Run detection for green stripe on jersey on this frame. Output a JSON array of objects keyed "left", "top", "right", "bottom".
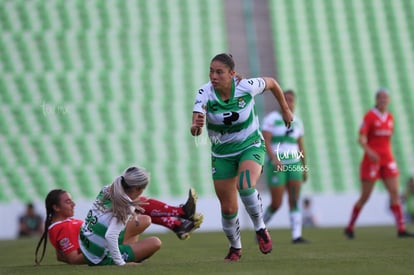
[
  {"left": 207, "top": 94, "right": 253, "bottom": 114},
  {"left": 80, "top": 231, "right": 105, "bottom": 257},
  {"left": 90, "top": 222, "right": 108, "bottom": 239}
]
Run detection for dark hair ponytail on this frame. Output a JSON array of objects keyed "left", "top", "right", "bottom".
[{"left": 34, "top": 189, "right": 66, "bottom": 265}]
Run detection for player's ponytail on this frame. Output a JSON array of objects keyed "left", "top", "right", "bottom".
[
  {"left": 35, "top": 189, "right": 66, "bottom": 265},
  {"left": 109, "top": 166, "right": 149, "bottom": 224}
]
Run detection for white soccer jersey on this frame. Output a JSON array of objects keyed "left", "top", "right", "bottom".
[
  {"left": 79, "top": 186, "right": 132, "bottom": 265},
  {"left": 262, "top": 111, "right": 304, "bottom": 164},
  {"left": 193, "top": 78, "right": 266, "bottom": 157}
]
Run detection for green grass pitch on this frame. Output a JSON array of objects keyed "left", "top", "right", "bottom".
[{"left": 1, "top": 226, "right": 414, "bottom": 275}]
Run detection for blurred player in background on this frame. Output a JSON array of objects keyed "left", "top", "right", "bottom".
[
  {"left": 344, "top": 89, "right": 414, "bottom": 239},
  {"left": 302, "top": 197, "right": 318, "bottom": 228},
  {"left": 191, "top": 53, "right": 293, "bottom": 261},
  {"left": 35, "top": 169, "right": 203, "bottom": 265},
  {"left": 261, "top": 90, "right": 309, "bottom": 243},
  {"left": 18, "top": 202, "right": 43, "bottom": 238}
]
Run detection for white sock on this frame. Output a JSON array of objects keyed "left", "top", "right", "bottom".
[
  {"left": 240, "top": 189, "right": 266, "bottom": 231},
  {"left": 290, "top": 210, "right": 302, "bottom": 240},
  {"left": 222, "top": 214, "right": 242, "bottom": 249}
]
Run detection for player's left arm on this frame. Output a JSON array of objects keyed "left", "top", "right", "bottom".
[{"left": 261, "top": 77, "right": 293, "bottom": 128}]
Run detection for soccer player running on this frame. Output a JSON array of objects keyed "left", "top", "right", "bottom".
[
  {"left": 191, "top": 53, "right": 293, "bottom": 262},
  {"left": 35, "top": 167, "right": 203, "bottom": 265},
  {"left": 261, "top": 90, "right": 309, "bottom": 243},
  {"left": 344, "top": 89, "right": 414, "bottom": 239}
]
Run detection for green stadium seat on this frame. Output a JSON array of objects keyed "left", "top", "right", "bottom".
[
  {"left": 0, "top": 37, "right": 13, "bottom": 73},
  {"left": 0, "top": 2, "right": 11, "bottom": 32},
  {"left": 27, "top": 168, "right": 49, "bottom": 199},
  {"left": 35, "top": 75, "right": 54, "bottom": 102},
  {"left": 56, "top": 74, "right": 73, "bottom": 102},
  {"left": 74, "top": 167, "right": 95, "bottom": 198},
  {"left": 36, "top": 1, "right": 51, "bottom": 30},
  {"left": 52, "top": 136, "right": 72, "bottom": 166},
  {"left": 5, "top": 169, "right": 30, "bottom": 202}
]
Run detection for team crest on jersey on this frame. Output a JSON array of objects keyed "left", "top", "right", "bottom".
[{"left": 238, "top": 97, "right": 246, "bottom": 108}]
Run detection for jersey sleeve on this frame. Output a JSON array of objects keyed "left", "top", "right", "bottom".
[
  {"left": 193, "top": 84, "right": 209, "bottom": 114},
  {"left": 239, "top": 77, "right": 266, "bottom": 97},
  {"left": 49, "top": 222, "right": 80, "bottom": 255},
  {"left": 105, "top": 217, "right": 126, "bottom": 265},
  {"left": 359, "top": 112, "right": 372, "bottom": 135}
]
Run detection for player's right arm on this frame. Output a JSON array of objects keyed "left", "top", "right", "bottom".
[
  {"left": 56, "top": 249, "right": 85, "bottom": 264},
  {"left": 191, "top": 112, "right": 205, "bottom": 136},
  {"left": 358, "top": 113, "right": 379, "bottom": 162},
  {"left": 191, "top": 86, "right": 208, "bottom": 136},
  {"left": 358, "top": 134, "right": 379, "bottom": 162}
]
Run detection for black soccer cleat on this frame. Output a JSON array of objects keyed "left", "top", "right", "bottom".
[
  {"left": 344, "top": 228, "right": 354, "bottom": 239},
  {"left": 292, "top": 237, "right": 310, "bottom": 244},
  {"left": 181, "top": 187, "right": 197, "bottom": 220},
  {"left": 398, "top": 230, "right": 414, "bottom": 238},
  {"left": 173, "top": 213, "right": 203, "bottom": 240}
]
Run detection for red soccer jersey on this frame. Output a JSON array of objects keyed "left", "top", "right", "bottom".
[
  {"left": 359, "top": 108, "right": 395, "bottom": 163},
  {"left": 48, "top": 218, "right": 82, "bottom": 255}
]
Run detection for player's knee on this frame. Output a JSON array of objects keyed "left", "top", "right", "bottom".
[
  {"left": 152, "top": 237, "right": 162, "bottom": 250},
  {"left": 139, "top": 215, "right": 152, "bottom": 228}
]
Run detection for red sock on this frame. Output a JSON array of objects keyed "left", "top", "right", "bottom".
[
  {"left": 140, "top": 198, "right": 184, "bottom": 217},
  {"left": 151, "top": 217, "right": 181, "bottom": 230},
  {"left": 390, "top": 204, "right": 405, "bottom": 233},
  {"left": 347, "top": 205, "right": 361, "bottom": 231}
]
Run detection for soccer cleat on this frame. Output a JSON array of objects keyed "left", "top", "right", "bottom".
[
  {"left": 173, "top": 213, "right": 204, "bottom": 240},
  {"left": 181, "top": 187, "right": 197, "bottom": 220},
  {"left": 224, "top": 247, "right": 242, "bottom": 262},
  {"left": 398, "top": 231, "right": 414, "bottom": 238},
  {"left": 255, "top": 228, "right": 272, "bottom": 254},
  {"left": 344, "top": 228, "right": 354, "bottom": 239},
  {"left": 292, "top": 237, "right": 310, "bottom": 244}
]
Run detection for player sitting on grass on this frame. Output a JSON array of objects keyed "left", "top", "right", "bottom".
[{"left": 35, "top": 186, "right": 203, "bottom": 265}]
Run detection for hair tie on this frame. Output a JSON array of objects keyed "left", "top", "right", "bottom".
[{"left": 121, "top": 176, "right": 128, "bottom": 188}]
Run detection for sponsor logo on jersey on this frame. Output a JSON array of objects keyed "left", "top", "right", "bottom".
[{"left": 59, "top": 237, "right": 73, "bottom": 251}]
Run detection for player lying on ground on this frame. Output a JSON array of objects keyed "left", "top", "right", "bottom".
[{"left": 35, "top": 185, "right": 203, "bottom": 265}]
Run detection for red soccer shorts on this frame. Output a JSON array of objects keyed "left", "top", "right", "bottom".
[{"left": 360, "top": 156, "right": 399, "bottom": 181}]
